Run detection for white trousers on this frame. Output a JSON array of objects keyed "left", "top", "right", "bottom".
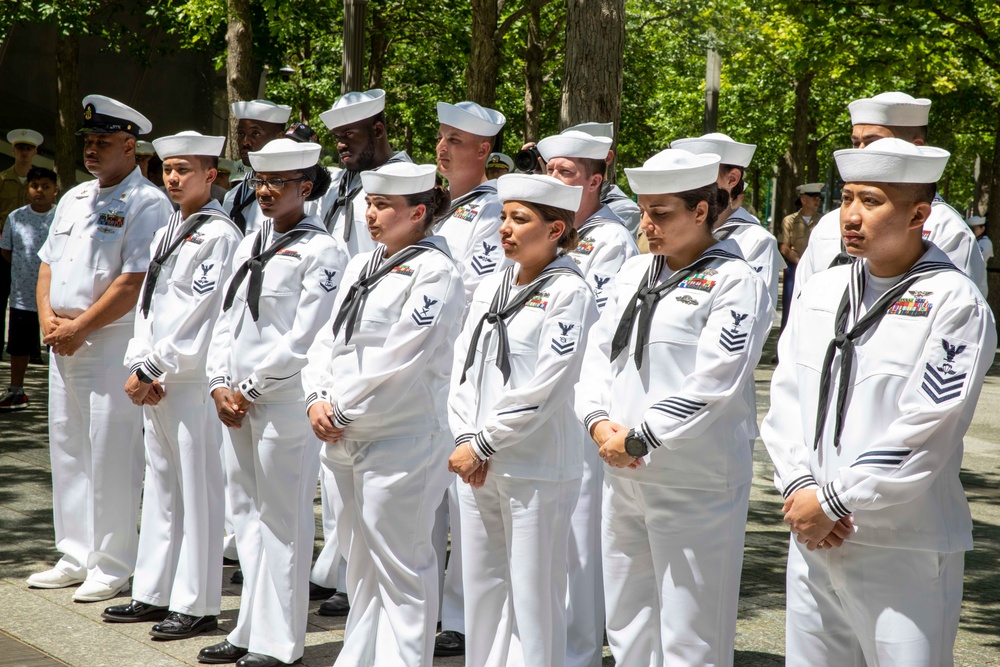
[
  {"left": 221, "top": 422, "right": 239, "bottom": 562},
  {"left": 329, "top": 433, "right": 451, "bottom": 667},
  {"left": 132, "top": 385, "right": 223, "bottom": 616},
  {"left": 460, "top": 475, "right": 576, "bottom": 667},
  {"left": 785, "top": 538, "right": 964, "bottom": 667},
  {"left": 566, "top": 441, "right": 605, "bottom": 667},
  {"left": 602, "top": 475, "right": 751, "bottom": 667},
  {"left": 310, "top": 459, "right": 347, "bottom": 590},
  {"left": 432, "top": 477, "right": 465, "bottom": 633},
  {"left": 48, "top": 327, "right": 143, "bottom": 588},
  {"left": 224, "top": 401, "right": 320, "bottom": 664}
]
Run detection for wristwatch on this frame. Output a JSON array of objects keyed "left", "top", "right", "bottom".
[
  {"left": 624, "top": 427, "right": 649, "bottom": 458},
  {"left": 135, "top": 368, "right": 154, "bottom": 385}
]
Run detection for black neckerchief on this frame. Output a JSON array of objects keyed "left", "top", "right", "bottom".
[
  {"left": 611, "top": 247, "right": 741, "bottom": 369},
  {"left": 331, "top": 240, "right": 439, "bottom": 343},
  {"left": 460, "top": 262, "right": 579, "bottom": 385},
  {"left": 222, "top": 219, "right": 316, "bottom": 321},
  {"left": 140, "top": 208, "right": 219, "bottom": 317},
  {"left": 230, "top": 169, "right": 256, "bottom": 235},
  {"left": 813, "top": 257, "right": 959, "bottom": 450},
  {"left": 433, "top": 182, "right": 497, "bottom": 228}
]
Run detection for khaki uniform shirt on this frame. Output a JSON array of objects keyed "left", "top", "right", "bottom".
[
  {"left": 779, "top": 211, "right": 816, "bottom": 258},
  {"left": 0, "top": 166, "right": 29, "bottom": 233}
]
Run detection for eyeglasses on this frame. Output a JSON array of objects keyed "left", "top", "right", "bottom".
[{"left": 250, "top": 176, "right": 305, "bottom": 191}]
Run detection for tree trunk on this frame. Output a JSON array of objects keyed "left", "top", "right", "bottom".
[
  {"left": 523, "top": 2, "right": 543, "bottom": 143},
  {"left": 343, "top": 0, "right": 367, "bottom": 93},
  {"left": 775, "top": 72, "right": 813, "bottom": 224},
  {"left": 559, "top": 0, "right": 625, "bottom": 135},
  {"left": 974, "top": 154, "right": 991, "bottom": 216},
  {"left": 55, "top": 31, "right": 79, "bottom": 190},
  {"left": 467, "top": 0, "right": 500, "bottom": 107},
  {"left": 985, "top": 103, "right": 1000, "bottom": 316},
  {"left": 368, "top": 2, "right": 386, "bottom": 90},
  {"left": 226, "top": 0, "right": 254, "bottom": 160}
]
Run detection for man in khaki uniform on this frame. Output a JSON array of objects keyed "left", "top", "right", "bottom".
[
  {"left": 778, "top": 182, "right": 823, "bottom": 327},
  {"left": 1, "top": 129, "right": 43, "bottom": 357}
]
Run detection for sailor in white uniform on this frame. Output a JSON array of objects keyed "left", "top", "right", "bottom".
[
  {"left": 448, "top": 174, "right": 599, "bottom": 667},
  {"left": 429, "top": 99, "right": 508, "bottom": 658},
  {"left": 28, "top": 95, "right": 173, "bottom": 602},
  {"left": 762, "top": 139, "right": 996, "bottom": 667},
  {"left": 304, "top": 163, "right": 464, "bottom": 666},
  {"left": 577, "top": 149, "right": 771, "bottom": 667},
  {"left": 318, "top": 89, "right": 412, "bottom": 257},
  {"left": 536, "top": 128, "right": 638, "bottom": 667},
  {"left": 670, "top": 133, "right": 782, "bottom": 457},
  {"left": 102, "top": 132, "right": 242, "bottom": 637},
  {"left": 794, "top": 92, "right": 987, "bottom": 298},
  {"left": 199, "top": 140, "right": 349, "bottom": 667},
  {"left": 563, "top": 122, "right": 643, "bottom": 238},
  {"left": 222, "top": 99, "right": 290, "bottom": 237}
]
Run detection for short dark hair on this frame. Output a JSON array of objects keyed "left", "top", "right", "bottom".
[
  {"left": 27, "top": 166, "right": 57, "bottom": 184},
  {"left": 888, "top": 125, "right": 928, "bottom": 143},
  {"left": 405, "top": 185, "right": 451, "bottom": 231},
  {"left": 578, "top": 157, "right": 607, "bottom": 180},
  {"left": 528, "top": 202, "right": 578, "bottom": 253},
  {"left": 897, "top": 182, "right": 937, "bottom": 204},
  {"left": 675, "top": 182, "right": 726, "bottom": 230},
  {"left": 197, "top": 156, "right": 219, "bottom": 171},
  {"left": 301, "top": 164, "right": 333, "bottom": 201}
]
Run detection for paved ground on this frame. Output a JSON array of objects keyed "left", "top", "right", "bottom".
[{"left": 2, "top": 329, "right": 1000, "bottom": 665}]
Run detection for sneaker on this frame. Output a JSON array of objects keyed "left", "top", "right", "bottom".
[{"left": 0, "top": 388, "right": 27, "bottom": 412}]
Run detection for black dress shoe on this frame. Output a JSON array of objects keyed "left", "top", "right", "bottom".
[
  {"left": 317, "top": 591, "right": 350, "bottom": 616},
  {"left": 308, "top": 582, "right": 337, "bottom": 600},
  {"left": 150, "top": 612, "right": 218, "bottom": 640},
  {"left": 434, "top": 630, "right": 466, "bottom": 657},
  {"left": 236, "top": 654, "right": 292, "bottom": 667},
  {"left": 230, "top": 568, "right": 243, "bottom": 585},
  {"left": 198, "top": 640, "right": 249, "bottom": 664},
  {"left": 102, "top": 600, "right": 169, "bottom": 623},
  {"left": 223, "top": 556, "right": 240, "bottom": 566}
]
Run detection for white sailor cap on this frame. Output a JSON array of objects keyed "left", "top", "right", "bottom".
[
  {"left": 361, "top": 162, "right": 436, "bottom": 195},
  {"left": 135, "top": 140, "right": 156, "bottom": 157},
  {"left": 7, "top": 129, "right": 42, "bottom": 147},
  {"left": 320, "top": 89, "right": 386, "bottom": 130},
  {"left": 487, "top": 152, "right": 514, "bottom": 171},
  {"left": 231, "top": 99, "right": 292, "bottom": 125},
  {"left": 153, "top": 131, "right": 226, "bottom": 160},
  {"left": 670, "top": 132, "right": 755, "bottom": 168},
  {"left": 248, "top": 138, "right": 321, "bottom": 172},
  {"left": 625, "top": 149, "right": 721, "bottom": 195},
  {"left": 537, "top": 130, "right": 612, "bottom": 161},
  {"left": 563, "top": 122, "right": 614, "bottom": 139},
  {"left": 796, "top": 182, "right": 824, "bottom": 196},
  {"left": 497, "top": 173, "right": 583, "bottom": 213},
  {"left": 967, "top": 215, "right": 986, "bottom": 228},
  {"left": 834, "top": 138, "right": 949, "bottom": 184},
  {"left": 218, "top": 158, "right": 238, "bottom": 176},
  {"left": 79, "top": 94, "right": 152, "bottom": 136},
  {"left": 848, "top": 92, "right": 931, "bottom": 128},
  {"left": 437, "top": 101, "right": 506, "bottom": 137}
]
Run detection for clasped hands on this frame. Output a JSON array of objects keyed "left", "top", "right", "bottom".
[
  {"left": 212, "top": 387, "right": 251, "bottom": 428},
  {"left": 590, "top": 420, "right": 642, "bottom": 469},
  {"left": 783, "top": 488, "right": 853, "bottom": 551}
]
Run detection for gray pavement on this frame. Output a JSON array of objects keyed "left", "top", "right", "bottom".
[{"left": 2, "top": 331, "right": 1000, "bottom": 665}]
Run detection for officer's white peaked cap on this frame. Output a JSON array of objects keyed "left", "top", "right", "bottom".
[
  {"left": 497, "top": 173, "right": 583, "bottom": 213},
  {"left": 361, "top": 163, "right": 437, "bottom": 195},
  {"left": 487, "top": 153, "right": 514, "bottom": 171},
  {"left": 153, "top": 131, "right": 226, "bottom": 159},
  {"left": 834, "top": 138, "right": 949, "bottom": 184},
  {"left": 564, "top": 122, "right": 614, "bottom": 139},
  {"left": 7, "top": 129, "right": 42, "bottom": 147},
  {"left": 320, "top": 89, "right": 386, "bottom": 130},
  {"left": 437, "top": 101, "right": 506, "bottom": 137},
  {"left": 796, "top": 182, "right": 825, "bottom": 195},
  {"left": 80, "top": 94, "right": 152, "bottom": 135},
  {"left": 248, "top": 138, "right": 321, "bottom": 172},
  {"left": 537, "top": 130, "right": 612, "bottom": 161},
  {"left": 670, "top": 132, "right": 755, "bottom": 168},
  {"left": 848, "top": 92, "right": 931, "bottom": 128},
  {"left": 625, "top": 149, "right": 721, "bottom": 195},
  {"left": 231, "top": 99, "right": 292, "bottom": 124}
]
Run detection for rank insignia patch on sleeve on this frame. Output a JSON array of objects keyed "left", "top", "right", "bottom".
[
  {"left": 411, "top": 294, "right": 439, "bottom": 326},
  {"left": 319, "top": 268, "right": 339, "bottom": 293},
  {"left": 920, "top": 338, "right": 973, "bottom": 404},
  {"left": 192, "top": 263, "right": 218, "bottom": 295},
  {"left": 471, "top": 241, "right": 499, "bottom": 276},
  {"left": 550, "top": 321, "right": 579, "bottom": 355},
  {"left": 719, "top": 309, "right": 751, "bottom": 354}
]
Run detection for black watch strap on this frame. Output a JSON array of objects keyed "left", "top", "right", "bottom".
[{"left": 135, "top": 368, "right": 154, "bottom": 384}]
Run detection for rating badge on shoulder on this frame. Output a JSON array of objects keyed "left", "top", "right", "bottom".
[
  {"left": 192, "top": 262, "right": 217, "bottom": 295},
  {"left": 319, "top": 268, "right": 339, "bottom": 293}
]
